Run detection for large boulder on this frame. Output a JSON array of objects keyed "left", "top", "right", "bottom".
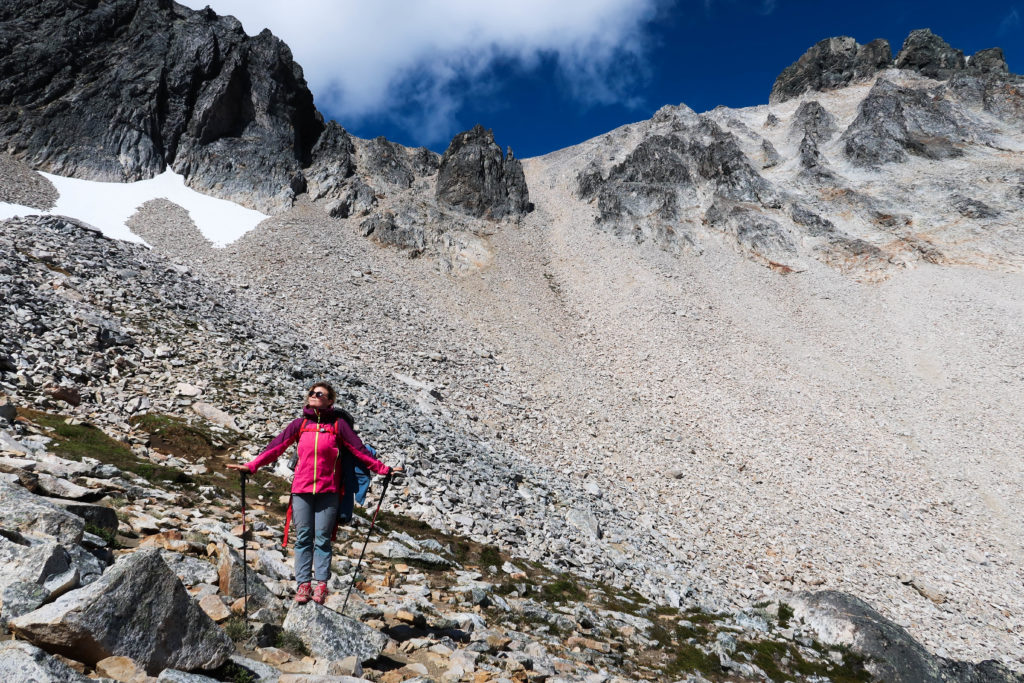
[
  {"left": 788, "top": 591, "right": 1024, "bottom": 682},
  {"left": 436, "top": 125, "right": 531, "bottom": 219},
  {"left": 0, "top": 479, "right": 84, "bottom": 545},
  {"left": 0, "top": 0, "right": 323, "bottom": 213},
  {"left": 0, "top": 640, "right": 91, "bottom": 682},
  {"left": 282, "top": 601, "right": 391, "bottom": 663},
  {"left": 895, "top": 29, "right": 966, "bottom": 80},
  {"left": 770, "top": 36, "right": 892, "bottom": 103},
  {"left": 10, "top": 549, "right": 232, "bottom": 674}
]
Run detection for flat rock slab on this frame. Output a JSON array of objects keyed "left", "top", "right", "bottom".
[
  {"left": 157, "top": 669, "right": 222, "bottom": 682},
  {"left": 282, "top": 601, "right": 391, "bottom": 663},
  {"left": 0, "top": 640, "right": 91, "bottom": 682},
  {"left": 0, "top": 479, "right": 84, "bottom": 544},
  {"left": 10, "top": 548, "right": 232, "bottom": 674},
  {"left": 364, "top": 540, "right": 453, "bottom": 569},
  {"left": 44, "top": 497, "right": 119, "bottom": 533}
]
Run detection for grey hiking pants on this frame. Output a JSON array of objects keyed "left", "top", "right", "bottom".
[{"left": 292, "top": 492, "right": 337, "bottom": 585}]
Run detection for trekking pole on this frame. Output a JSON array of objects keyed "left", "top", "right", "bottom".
[
  {"left": 239, "top": 471, "right": 249, "bottom": 630},
  {"left": 341, "top": 472, "right": 393, "bottom": 616}
]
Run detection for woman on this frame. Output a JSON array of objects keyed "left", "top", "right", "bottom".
[{"left": 228, "top": 381, "right": 398, "bottom": 604}]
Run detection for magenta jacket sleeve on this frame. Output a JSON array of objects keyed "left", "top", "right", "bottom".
[
  {"left": 246, "top": 418, "right": 302, "bottom": 473},
  {"left": 337, "top": 419, "right": 391, "bottom": 475}
]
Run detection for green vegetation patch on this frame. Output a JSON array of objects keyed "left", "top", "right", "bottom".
[
  {"left": 540, "top": 575, "right": 586, "bottom": 603},
  {"left": 664, "top": 642, "right": 721, "bottom": 679},
  {"left": 276, "top": 628, "right": 310, "bottom": 657},
  {"left": 223, "top": 616, "right": 249, "bottom": 641},
  {"left": 130, "top": 412, "right": 238, "bottom": 460},
  {"left": 17, "top": 408, "right": 191, "bottom": 487},
  {"left": 778, "top": 601, "right": 794, "bottom": 628}
]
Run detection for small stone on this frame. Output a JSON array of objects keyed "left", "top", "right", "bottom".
[{"left": 198, "top": 594, "right": 232, "bottom": 622}]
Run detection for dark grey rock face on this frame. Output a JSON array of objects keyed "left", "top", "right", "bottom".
[
  {"left": 770, "top": 36, "right": 892, "bottom": 103},
  {"left": 790, "top": 101, "right": 837, "bottom": 143},
  {"left": 969, "top": 47, "right": 1009, "bottom": 74},
  {"left": 579, "top": 119, "right": 779, "bottom": 255},
  {"left": 947, "top": 70, "right": 1024, "bottom": 126},
  {"left": 895, "top": 29, "right": 967, "bottom": 80},
  {"left": 305, "top": 121, "right": 357, "bottom": 202},
  {"left": 789, "top": 591, "right": 1024, "bottom": 683},
  {"left": 9, "top": 549, "right": 232, "bottom": 674},
  {"left": 705, "top": 201, "right": 795, "bottom": 260},
  {"left": 436, "top": 125, "right": 531, "bottom": 219},
  {"left": 842, "top": 79, "right": 971, "bottom": 166},
  {"left": 0, "top": 0, "right": 323, "bottom": 213}
]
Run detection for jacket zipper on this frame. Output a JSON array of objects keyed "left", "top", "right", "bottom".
[{"left": 312, "top": 410, "right": 320, "bottom": 494}]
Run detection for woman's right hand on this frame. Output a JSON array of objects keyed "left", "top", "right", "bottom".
[{"left": 225, "top": 463, "right": 250, "bottom": 471}]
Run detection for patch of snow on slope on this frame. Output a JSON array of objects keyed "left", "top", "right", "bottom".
[{"left": 0, "top": 170, "right": 267, "bottom": 247}]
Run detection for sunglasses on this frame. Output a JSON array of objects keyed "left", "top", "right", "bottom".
[{"left": 308, "top": 390, "right": 329, "bottom": 399}]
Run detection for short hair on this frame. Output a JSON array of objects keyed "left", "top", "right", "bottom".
[{"left": 307, "top": 381, "right": 336, "bottom": 403}]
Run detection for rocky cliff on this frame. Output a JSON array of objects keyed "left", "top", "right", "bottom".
[
  {"left": 0, "top": 0, "right": 323, "bottom": 213},
  {"left": 0, "top": 0, "right": 534, "bottom": 239}
]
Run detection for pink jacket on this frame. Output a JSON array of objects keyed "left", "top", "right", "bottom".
[{"left": 246, "top": 406, "right": 390, "bottom": 494}]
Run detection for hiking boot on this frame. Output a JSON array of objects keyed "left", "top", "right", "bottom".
[
  {"left": 294, "top": 582, "right": 312, "bottom": 603},
  {"left": 312, "top": 581, "right": 328, "bottom": 604}
]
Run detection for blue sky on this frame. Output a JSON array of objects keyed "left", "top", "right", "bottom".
[{"left": 181, "top": 1, "right": 1022, "bottom": 158}]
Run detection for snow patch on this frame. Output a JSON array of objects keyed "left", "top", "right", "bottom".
[{"left": 0, "top": 170, "right": 267, "bottom": 247}]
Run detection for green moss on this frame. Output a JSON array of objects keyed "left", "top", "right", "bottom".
[
  {"left": 675, "top": 621, "right": 709, "bottom": 641},
  {"left": 647, "top": 623, "right": 673, "bottom": 648},
  {"left": 737, "top": 639, "right": 789, "bottom": 681},
  {"left": 19, "top": 408, "right": 131, "bottom": 463},
  {"left": 216, "top": 661, "right": 257, "bottom": 683},
  {"left": 790, "top": 643, "right": 872, "bottom": 682},
  {"left": 594, "top": 581, "right": 651, "bottom": 614}
]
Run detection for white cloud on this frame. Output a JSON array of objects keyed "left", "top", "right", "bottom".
[
  {"left": 999, "top": 8, "right": 1020, "bottom": 35},
  {"left": 177, "top": 0, "right": 664, "bottom": 144}
]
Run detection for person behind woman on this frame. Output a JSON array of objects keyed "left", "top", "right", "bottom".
[{"left": 227, "top": 381, "right": 399, "bottom": 604}]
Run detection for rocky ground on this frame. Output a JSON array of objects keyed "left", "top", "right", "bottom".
[
  {"left": 1, "top": 213, "right": 960, "bottom": 683},
  {"left": 100, "top": 68, "right": 1024, "bottom": 676}
]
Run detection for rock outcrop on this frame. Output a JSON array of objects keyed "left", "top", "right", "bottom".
[
  {"left": 436, "top": 125, "right": 532, "bottom": 219},
  {"left": 0, "top": 0, "right": 323, "bottom": 213},
  {"left": 10, "top": 549, "right": 233, "bottom": 674},
  {"left": 576, "top": 116, "right": 785, "bottom": 261},
  {"left": 895, "top": 28, "right": 967, "bottom": 80},
  {"left": 842, "top": 79, "right": 972, "bottom": 166},
  {"left": 770, "top": 36, "right": 892, "bottom": 103},
  {"left": 771, "top": 29, "right": 1018, "bottom": 107}
]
